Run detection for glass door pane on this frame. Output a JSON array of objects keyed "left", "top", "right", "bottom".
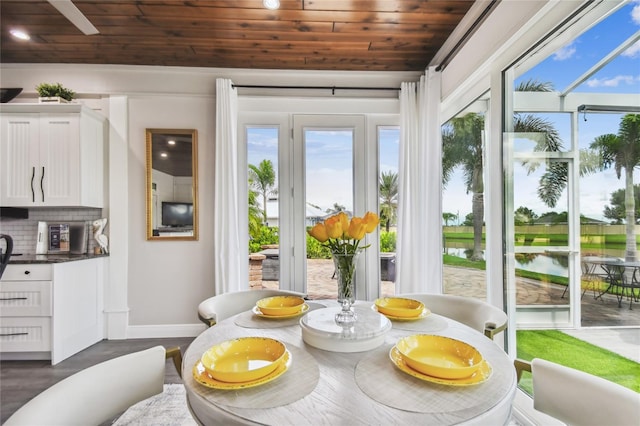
[
  {"left": 247, "top": 126, "right": 280, "bottom": 289},
  {"left": 578, "top": 112, "right": 640, "bottom": 326},
  {"left": 304, "top": 128, "right": 354, "bottom": 299},
  {"left": 292, "top": 115, "right": 368, "bottom": 300},
  {"left": 379, "top": 126, "right": 399, "bottom": 297},
  {"left": 509, "top": 129, "right": 575, "bottom": 327}
]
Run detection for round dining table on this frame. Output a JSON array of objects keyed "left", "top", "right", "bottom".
[{"left": 182, "top": 299, "right": 517, "bottom": 425}]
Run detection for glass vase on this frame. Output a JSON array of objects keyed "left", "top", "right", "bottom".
[{"left": 332, "top": 248, "right": 362, "bottom": 326}]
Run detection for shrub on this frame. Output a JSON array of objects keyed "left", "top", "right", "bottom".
[
  {"left": 249, "top": 226, "right": 279, "bottom": 253},
  {"left": 306, "top": 234, "right": 331, "bottom": 259},
  {"left": 380, "top": 231, "right": 396, "bottom": 252}
]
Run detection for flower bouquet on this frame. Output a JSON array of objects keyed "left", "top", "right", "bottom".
[{"left": 308, "top": 211, "right": 379, "bottom": 325}]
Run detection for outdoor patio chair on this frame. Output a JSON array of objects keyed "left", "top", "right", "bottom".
[
  {"left": 4, "top": 345, "right": 183, "bottom": 426},
  {"left": 198, "top": 288, "right": 307, "bottom": 327},
  {"left": 514, "top": 358, "right": 640, "bottom": 426},
  {"left": 397, "top": 293, "right": 508, "bottom": 339}
]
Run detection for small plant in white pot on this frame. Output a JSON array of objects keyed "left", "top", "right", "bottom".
[{"left": 36, "top": 82, "right": 75, "bottom": 103}]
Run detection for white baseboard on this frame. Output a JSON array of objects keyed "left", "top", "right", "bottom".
[{"left": 126, "top": 323, "right": 206, "bottom": 339}]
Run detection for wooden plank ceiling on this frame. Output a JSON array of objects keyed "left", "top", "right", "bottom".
[{"left": 0, "top": 0, "right": 475, "bottom": 72}]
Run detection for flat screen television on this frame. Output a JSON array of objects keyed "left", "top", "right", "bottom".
[{"left": 161, "top": 202, "right": 193, "bottom": 227}]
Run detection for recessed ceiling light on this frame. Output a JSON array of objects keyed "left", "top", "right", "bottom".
[
  {"left": 10, "top": 29, "right": 30, "bottom": 41},
  {"left": 160, "top": 152, "right": 168, "bottom": 158},
  {"left": 263, "top": 0, "right": 280, "bottom": 10},
  {"left": 168, "top": 140, "right": 176, "bottom": 145}
]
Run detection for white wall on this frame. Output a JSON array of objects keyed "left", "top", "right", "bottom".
[
  {"left": 127, "top": 95, "right": 215, "bottom": 333},
  {"left": 0, "top": 64, "right": 418, "bottom": 338}
]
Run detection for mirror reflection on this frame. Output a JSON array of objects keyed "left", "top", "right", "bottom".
[{"left": 146, "top": 129, "right": 198, "bottom": 240}]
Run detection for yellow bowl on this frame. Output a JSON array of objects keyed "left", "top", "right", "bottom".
[
  {"left": 374, "top": 297, "right": 425, "bottom": 318},
  {"left": 256, "top": 296, "right": 306, "bottom": 316},
  {"left": 200, "top": 337, "right": 287, "bottom": 383},
  {"left": 395, "top": 334, "right": 483, "bottom": 379}
]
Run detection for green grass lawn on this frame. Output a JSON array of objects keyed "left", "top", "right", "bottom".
[{"left": 516, "top": 330, "right": 640, "bottom": 395}]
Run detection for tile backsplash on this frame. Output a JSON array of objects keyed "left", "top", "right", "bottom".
[{"left": 0, "top": 208, "right": 104, "bottom": 254}]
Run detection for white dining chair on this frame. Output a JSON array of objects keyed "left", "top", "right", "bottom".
[
  {"left": 514, "top": 358, "right": 640, "bottom": 426},
  {"left": 397, "top": 293, "right": 508, "bottom": 339},
  {"left": 198, "top": 288, "right": 308, "bottom": 327},
  {"left": 4, "top": 345, "right": 183, "bottom": 426}
]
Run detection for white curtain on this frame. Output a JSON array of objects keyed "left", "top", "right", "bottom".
[
  {"left": 396, "top": 67, "right": 443, "bottom": 294},
  {"left": 214, "top": 78, "right": 247, "bottom": 294}
]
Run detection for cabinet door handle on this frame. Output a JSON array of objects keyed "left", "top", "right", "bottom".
[
  {"left": 31, "top": 166, "right": 35, "bottom": 202},
  {"left": 0, "top": 297, "right": 28, "bottom": 301},
  {"left": 0, "top": 332, "right": 29, "bottom": 337},
  {"left": 40, "top": 166, "right": 45, "bottom": 202},
  {"left": 24, "top": 270, "right": 31, "bottom": 275}
]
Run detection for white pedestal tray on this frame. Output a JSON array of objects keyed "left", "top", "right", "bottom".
[{"left": 300, "top": 304, "right": 391, "bottom": 353}]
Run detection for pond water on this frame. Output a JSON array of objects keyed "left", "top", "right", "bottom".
[{"left": 444, "top": 245, "right": 626, "bottom": 277}]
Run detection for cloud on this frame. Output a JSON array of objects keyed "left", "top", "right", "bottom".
[
  {"left": 553, "top": 42, "right": 576, "bottom": 61},
  {"left": 586, "top": 75, "right": 639, "bottom": 87},
  {"left": 622, "top": 40, "right": 640, "bottom": 58},
  {"left": 632, "top": 0, "right": 640, "bottom": 24}
]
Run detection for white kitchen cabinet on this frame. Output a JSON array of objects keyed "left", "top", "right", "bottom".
[
  {"left": 0, "top": 258, "right": 105, "bottom": 364},
  {"left": 0, "top": 104, "right": 105, "bottom": 207}
]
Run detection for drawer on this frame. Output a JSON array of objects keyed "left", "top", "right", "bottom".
[
  {"left": 0, "top": 281, "right": 52, "bottom": 316},
  {"left": 1, "top": 264, "right": 52, "bottom": 281},
  {"left": 0, "top": 316, "right": 51, "bottom": 352}
]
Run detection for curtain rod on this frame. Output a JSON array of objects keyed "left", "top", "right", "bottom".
[{"left": 232, "top": 84, "right": 400, "bottom": 94}]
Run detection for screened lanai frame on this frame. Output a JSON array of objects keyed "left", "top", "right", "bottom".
[{"left": 501, "top": 0, "right": 640, "bottom": 348}]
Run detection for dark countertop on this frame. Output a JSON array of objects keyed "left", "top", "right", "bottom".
[{"left": 7, "top": 253, "right": 109, "bottom": 264}]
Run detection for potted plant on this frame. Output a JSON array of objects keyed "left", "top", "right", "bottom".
[{"left": 35, "top": 82, "right": 75, "bottom": 103}]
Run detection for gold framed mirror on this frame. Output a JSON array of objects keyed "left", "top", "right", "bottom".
[{"left": 146, "top": 129, "right": 198, "bottom": 240}]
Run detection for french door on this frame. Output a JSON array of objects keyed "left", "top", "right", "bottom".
[{"left": 290, "top": 115, "right": 379, "bottom": 298}]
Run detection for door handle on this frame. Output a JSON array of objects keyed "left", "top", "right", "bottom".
[
  {"left": 40, "top": 166, "right": 45, "bottom": 202},
  {"left": 30, "top": 166, "right": 35, "bottom": 202}
]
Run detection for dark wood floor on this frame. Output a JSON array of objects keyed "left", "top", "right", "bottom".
[{"left": 0, "top": 337, "right": 194, "bottom": 424}]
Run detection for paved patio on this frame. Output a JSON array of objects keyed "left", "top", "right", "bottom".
[
  {"left": 262, "top": 260, "right": 640, "bottom": 363},
  {"left": 262, "top": 259, "right": 640, "bottom": 327}
]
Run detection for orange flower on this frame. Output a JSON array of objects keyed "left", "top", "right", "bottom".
[
  {"left": 348, "top": 217, "right": 366, "bottom": 240},
  {"left": 362, "top": 212, "right": 380, "bottom": 233},
  {"left": 324, "top": 215, "right": 343, "bottom": 239},
  {"left": 308, "top": 223, "right": 329, "bottom": 242},
  {"left": 307, "top": 210, "right": 379, "bottom": 253},
  {"left": 337, "top": 212, "right": 350, "bottom": 238}
]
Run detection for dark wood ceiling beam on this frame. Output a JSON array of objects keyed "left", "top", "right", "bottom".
[
  {"left": 6, "top": 25, "right": 440, "bottom": 46},
  {"left": 303, "top": 0, "right": 469, "bottom": 14},
  {"left": 133, "top": 4, "right": 465, "bottom": 25}
]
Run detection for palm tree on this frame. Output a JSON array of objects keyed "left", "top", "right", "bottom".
[
  {"left": 442, "top": 113, "right": 485, "bottom": 260},
  {"left": 589, "top": 114, "right": 640, "bottom": 261},
  {"left": 248, "top": 159, "right": 277, "bottom": 224},
  {"left": 248, "top": 186, "right": 262, "bottom": 239},
  {"left": 326, "top": 203, "right": 346, "bottom": 214},
  {"left": 442, "top": 79, "right": 559, "bottom": 261},
  {"left": 379, "top": 171, "right": 398, "bottom": 232},
  {"left": 443, "top": 212, "right": 457, "bottom": 226}
]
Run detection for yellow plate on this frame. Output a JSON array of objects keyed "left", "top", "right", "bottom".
[
  {"left": 374, "top": 297, "right": 425, "bottom": 318},
  {"left": 389, "top": 347, "right": 491, "bottom": 386},
  {"left": 194, "top": 350, "right": 291, "bottom": 390},
  {"left": 200, "top": 337, "right": 287, "bottom": 383},
  {"left": 252, "top": 303, "right": 310, "bottom": 319},
  {"left": 372, "top": 304, "right": 430, "bottom": 321},
  {"left": 395, "top": 334, "right": 484, "bottom": 379},
  {"left": 256, "top": 295, "right": 306, "bottom": 316}
]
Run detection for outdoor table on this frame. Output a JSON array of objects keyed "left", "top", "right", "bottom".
[
  {"left": 182, "top": 299, "right": 516, "bottom": 425},
  {"left": 582, "top": 257, "right": 640, "bottom": 308}
]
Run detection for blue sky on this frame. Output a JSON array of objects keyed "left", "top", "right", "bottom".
[
  {"left": 248, "top": 2, "right": 640, "bottom": 222},
  {"left": 445, "top": 1, "right": 640, "bottom": 223}
]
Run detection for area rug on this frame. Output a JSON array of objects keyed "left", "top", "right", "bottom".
[{"left": 112, "top": 384, "right": 197, "bottom": 426}]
